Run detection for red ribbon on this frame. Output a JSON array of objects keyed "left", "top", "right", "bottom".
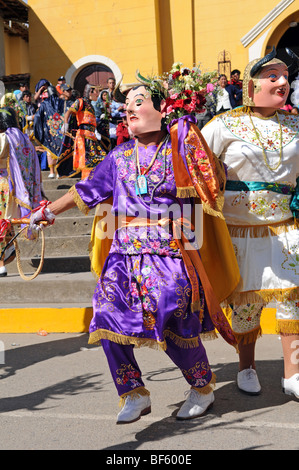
[
  {"left": 0, "top": 219, "right": 11, "bottom": 242},
  {"left": 27, "top": 200, "right": 54, "bottom": 225}
]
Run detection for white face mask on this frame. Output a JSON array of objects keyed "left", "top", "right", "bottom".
[
  {"left": 243, "top": 58, "right": 289, "bottom": 108},
  {"left": 125, "top": 86, "right": 164, "bottom": 137}
]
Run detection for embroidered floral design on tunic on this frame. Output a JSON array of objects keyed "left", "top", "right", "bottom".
[
  {"left": 111, "top": 226, "right": 180, "bottom": 257},
  {"left": 128, "top": 257, "right": 165, "bottom": 330},
  {"left": 185, "top": 139, "right": 214, "bottom": 185},
  {"left": 222, "top": 112, "right": 299, "bottom": 150},
  {"left": 13, "top": 143, "right": 41, "bottom": 206},
  {"left": 230, "top": 303, "right": 264, "bottom": 334},
  {"left": 115, "top": 143, "right": 174, "bottom": 196},
  {"left": 281, "top": 244, "right": 299, "bottom": 275},
  {"left": 47, "top": 112, "right": 64, "bottom": 137},
  {"left": 277, "top": 300, "right": 299, "bottom": 321},
  {"left": 231, "top": 190, "right": 291, "bottom": 220},
  {"left": 95, "top": 268, "right": 118, "bottom": 309}
]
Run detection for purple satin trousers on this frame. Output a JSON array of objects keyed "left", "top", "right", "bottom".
[{"left": 101, "top": 337, "right": 213, "bottom": 397}]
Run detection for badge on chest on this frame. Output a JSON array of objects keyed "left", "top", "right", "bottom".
[{"left": 135, "top": 174, "right": 148, "bottom": 195}]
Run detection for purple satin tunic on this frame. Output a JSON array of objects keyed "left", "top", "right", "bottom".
[{"left": 75, "top": 138, "right": 214, "bottom": 347}]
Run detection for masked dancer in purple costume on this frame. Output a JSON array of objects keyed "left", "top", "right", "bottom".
[{"left": 28, "top": 72, "right": 240, "bottom": 423}]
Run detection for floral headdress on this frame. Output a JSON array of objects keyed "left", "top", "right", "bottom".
[
  {"left": 114, "top": 65, "right": 218, "bottom": 125},
  {"left": 163, "top": 63, "right": 218, "bottom": 124}
]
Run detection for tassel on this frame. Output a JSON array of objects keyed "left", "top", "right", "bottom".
[
  {"left": 119, "top": 387, "right": 150, "bottom": 408},
  {"left": 276, "top": 319, "right": 299, "bottom": 335},
  {"left": 68, "top": 185, "right": 90, "bottom": 215},
  {"left": 200, "top": 330, "right": 218, "bottom": 341},
  {"left": 164, "top": 329, "right": 200, "bottom": 349},
  {"left": 227, "top": 219, "right": 298, "bottom": 239},
  {"left": 233, "top": 326, "right": 262, "bottom": 345},
  {"left": 176, "top": 187, "right": 198, "bottom": 198},
  {"left": 88, "top": 328, "right": 168, "bottom": 351},
  {"left": 226, "top": 287, "right": 299, "bottom": 306},
  {"left": 192, "top": 372, "right": 217, "bottom": 394}
]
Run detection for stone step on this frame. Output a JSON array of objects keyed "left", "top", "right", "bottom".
[
  {"left": 0, "top": 271, "right": 97, "bottom": 304},
  {"left": 6, "top": 255, "right": 91, "bottom": 274},
  {"left": 41, "top": 174, "right": 80, "bottom": 191},
  {"left": 40, "top": 216, "right": 94, "bottom": 237},
  {"left": 14, "top": 234, "right": 91, "bottom": 257},
  {"left": 18, "top": 206, "right": 93, "bottom": 219},
  {"left": 9, "top": 217, "right": 93, "bottom": 239},
  {"left": 43, "top": 188, "right": 74, "bottom": 202},
  {"left": 54, "top": 206, "right": 94, "bottom": 218},
  {"left": 41, "top": 202, "right": 96, "bottom": 219}
]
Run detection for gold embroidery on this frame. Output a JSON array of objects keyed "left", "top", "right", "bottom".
[
  {"left": 173, "top": 272, "right": 192, "bottom": 319},
  {"left": 68, "top": 185, "right": 90, "bottom": 215}
]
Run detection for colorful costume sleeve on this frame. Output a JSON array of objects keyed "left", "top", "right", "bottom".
[{"left": 69, "top": 153, "right": 114, "bottom": 276}]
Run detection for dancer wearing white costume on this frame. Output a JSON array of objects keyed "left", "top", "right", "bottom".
[{"left": 202, "top": 47, "right": 299, "bottom": 399}]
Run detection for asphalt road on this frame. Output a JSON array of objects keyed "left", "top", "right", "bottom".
[{"left": 0, "top": 332, "right": 298, "bottom": 452}]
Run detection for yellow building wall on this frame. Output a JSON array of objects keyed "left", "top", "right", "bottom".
[
  {"left": 27, "top": 0, "right": 299, "bottom": 91},
  {"left": 192, "top": 1, "right": 279, "bottom": 73},
  {"left": 28, "top": 0, "right": 161, "bottom": 90}
]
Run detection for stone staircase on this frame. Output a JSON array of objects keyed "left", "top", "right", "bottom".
[
  {"left": 0, "top": 172, "right": 98, "bottom": 310},
  {"left": 0, "top": 172, "right": 278, "bottom": 334}
]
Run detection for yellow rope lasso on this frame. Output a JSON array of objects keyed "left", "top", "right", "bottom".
[
  {"left": 10, "top": 218, "right": 47, "bottom": 281},
  {"left": 13, "top": 226, "right": 45, "bottom": 281}
]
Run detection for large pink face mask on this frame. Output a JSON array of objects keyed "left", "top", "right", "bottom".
[
  {"left": 125, "top": 86, "right": 165, "bottom": 137},
  {"left": 243, "top": 59, "right": 290, "bottom": 108}
]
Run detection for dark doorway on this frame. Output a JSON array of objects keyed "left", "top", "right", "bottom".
[
  {"left": 277, "top": 23, "right": 299, "bottom": 105},
  {"left": 74, "top": 64, "right": 115, "bottom": 96}
]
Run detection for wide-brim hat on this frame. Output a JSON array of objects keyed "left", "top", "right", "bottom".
[{"left": 61, "top": 84, "right": 72, "bottom": 91}]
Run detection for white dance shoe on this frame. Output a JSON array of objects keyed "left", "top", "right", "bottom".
[
  {"left": 237, "top": 366, "right": 261, "bottom": 395},
  {"left": 0, "top": 266, "right": 7, "bottom": 277},
  {"left": 282, "top": 374, "right": 299, "bottom": 399},
  {"left": 117, "top": 394, "right": 151, "bottom": 424},
  {"left": 176, "top": 389, "right": 214, "bottom": 420}
]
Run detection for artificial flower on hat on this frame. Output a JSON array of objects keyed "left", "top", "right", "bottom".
[{"left": 163, "top": 63, "right": 218, "bottom": 124}]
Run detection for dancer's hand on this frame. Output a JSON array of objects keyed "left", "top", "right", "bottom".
[
  {"left": 27, "top": 201, "right": 55, "bottom": 239},
  {"left": 61, "top": 123, "right": 69, "bottom": 134}
]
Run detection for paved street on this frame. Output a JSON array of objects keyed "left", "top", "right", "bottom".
[{"left": 0, "top": 332, "right": 298, "bottom": 451}]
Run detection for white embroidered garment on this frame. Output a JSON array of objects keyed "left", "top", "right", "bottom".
[{"left": 202, "top": 110, "right": 299, "bottom": 301}]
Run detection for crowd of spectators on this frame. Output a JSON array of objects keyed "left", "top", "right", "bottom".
[{"left": 2, "top": 66, "right": 298, "bottom": 179}]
